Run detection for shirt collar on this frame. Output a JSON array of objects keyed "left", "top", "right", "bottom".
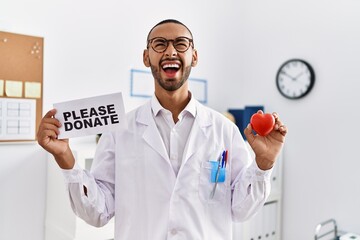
[
  {"left": 182, "top": 92, "right": 196, "bottom": 118},
  {"left": 151, "top": 95, "right": 164, "bottom": 117},
  {"left": 151, "top": 92, "right": 197, "bottom": 119}
]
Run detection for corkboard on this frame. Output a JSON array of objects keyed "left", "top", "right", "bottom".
[{"left": 0, "top": 31, "right": 43, "bottom": 142}]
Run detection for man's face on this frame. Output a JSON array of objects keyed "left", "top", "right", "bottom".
[{"left": 143, "top": 23, "right": 198, "bottom": 92}]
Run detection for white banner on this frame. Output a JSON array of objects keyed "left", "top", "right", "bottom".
[{"left": 54, "top": 92, "right": 126, "bottom": 139}]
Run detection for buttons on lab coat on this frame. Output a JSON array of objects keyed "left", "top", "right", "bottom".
[{"left": 170, "top": 229, "right": 178, "bottom": 235}]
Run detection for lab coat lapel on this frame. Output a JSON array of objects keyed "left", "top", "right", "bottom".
[
  {"left": 182, "top": 101, "right": 212, "bottom": 165},
  {"left": 136, "top": 102, "right": 169, "bottom": 162}
]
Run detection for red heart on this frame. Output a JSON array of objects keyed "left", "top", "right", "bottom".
[{"left": 250, "top": 113, "right": 275, "bottom": 136}]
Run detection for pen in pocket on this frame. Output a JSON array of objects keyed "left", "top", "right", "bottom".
[{"left": 209, "top": 150, "right": 227, "bottom": 199}]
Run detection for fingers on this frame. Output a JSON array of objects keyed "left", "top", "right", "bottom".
[
  {"left": 37, "top": 122, "right": 60, "bottom": 143},
  {"left": 44, "top": 109, "right": 57, "bottom": 118},
  {"left": 37, "top": 109, "right": 62, "bottom": 141},
  {"left": 279, "top": 125, "right": 288, "bottom": 136},
  {"left": 244, "top": 123, "right": 255, "bottom": 143},
  {"left": 274, "top": 123, "right": 288, "bottom": 136},
  {"left": 39, "top": 121, "right": 61, "bottom": 135},
  {"left": 41, "top": 129, "right": 59, "bottom": 140},
  {"left": 40, "top": 109, "right": 61, "bottom": 127},
  {"left": 272, "top": 112, "right": 288, "bottom": 136}
]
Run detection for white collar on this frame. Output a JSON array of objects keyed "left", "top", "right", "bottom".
[{"left": 151, "top": 92, "right": 197, "bottom": 119}]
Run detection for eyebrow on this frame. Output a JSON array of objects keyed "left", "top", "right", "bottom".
[{"left": 149, "top": 36, "right": 192, "bottom": 40}]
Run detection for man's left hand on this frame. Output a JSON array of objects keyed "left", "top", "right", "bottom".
[{"left": 244, "top": 111, "right": 288, "bottom": 170}]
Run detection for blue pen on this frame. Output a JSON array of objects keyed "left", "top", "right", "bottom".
[{"left": 221, "top": 150, "right": 226, "bottom": 168}]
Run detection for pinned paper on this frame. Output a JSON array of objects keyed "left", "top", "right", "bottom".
[
  {"left": 25, "top": 82, "right": 41, "bottom": 98},
  {"left": 54, "top": 92, "right": 127, "bottom": 139},
  {"left": 0, "top": 98, "right": 36, "bottom": 140},
  {"left": 5, "top": 80, "right": 22, "bottom": 97},
  {"left": 0, "top": 80, "right": 4, "bottom": 96}
]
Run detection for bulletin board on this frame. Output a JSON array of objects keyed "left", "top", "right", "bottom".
[{"left": 0, "top": 31, "right": 43, "bottom": 142}]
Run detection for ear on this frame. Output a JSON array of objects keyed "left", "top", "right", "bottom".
[
  {"left": 143, "top": 49, "right": 150, "bottom": 67},
  {"left": 191, "top": 49, "right": 198, "bottom": 67}
]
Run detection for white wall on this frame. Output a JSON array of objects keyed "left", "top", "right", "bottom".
[
  {"left": 0, "top": 143, "right": 47, "bottom": 240},
  {"left": 1, "top": 0, "right": 360, "bottom": 240},
  {"left": 224, "top": 1, "right": 360, "bottom": 239}
]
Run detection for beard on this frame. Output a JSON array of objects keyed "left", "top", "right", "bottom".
[{"left": 150, "top": 60, "right": 192, "bottom": 92}]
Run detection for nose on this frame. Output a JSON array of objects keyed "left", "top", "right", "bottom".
[{"left": 164, "top": 41, "right": 177, "bottom": 57}]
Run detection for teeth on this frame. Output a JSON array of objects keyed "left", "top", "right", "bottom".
[{"left": 163, "top": 64, "right": 180, "bottom": 69}]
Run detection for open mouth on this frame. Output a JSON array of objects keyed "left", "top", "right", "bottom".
[{"left": 161, "top": 62, "right": 181, "bottom": 77}]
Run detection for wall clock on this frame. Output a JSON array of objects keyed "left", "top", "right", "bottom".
[{"left": 276, "top": 59, "right": 315, "bottom": 99}]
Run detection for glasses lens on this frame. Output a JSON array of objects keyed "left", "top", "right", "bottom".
[
  {"left": 151, "top": 38, "right": 168, "bottom": 52},
  {"left": 173, "top": 37, "right": 191, "bottom": 52}
]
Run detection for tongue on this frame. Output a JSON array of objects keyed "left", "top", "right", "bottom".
[{"left": 164, "top": 69, "right": 178, "bottom": 78}]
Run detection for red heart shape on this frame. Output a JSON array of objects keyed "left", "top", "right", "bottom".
[{"left": 250, "top": 113, "right": 275, "bottom": 136}]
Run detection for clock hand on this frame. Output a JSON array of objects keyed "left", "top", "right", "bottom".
[
  {"left": 294, "top": 71, "right": 304, "bottom": 80},
  {"left": 280, "top": 71, "right": 296, "bottom": 80}
]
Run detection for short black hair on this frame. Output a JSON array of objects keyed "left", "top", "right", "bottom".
[{"left": 146, "top": 19, "right": 194, "bottom": 42}]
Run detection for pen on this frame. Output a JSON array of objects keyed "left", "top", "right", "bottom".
[
  {"left": 210, "top": 152, "right": 223, "bottom": 199},
  {"left": 224, "top": 150, "right": 228, "bottom": 167},
  {"left": 221, "top": 150, "right": 225, "bottom": 168}
]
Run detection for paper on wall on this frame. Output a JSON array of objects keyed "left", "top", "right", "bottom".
[
  {"left": 0, "top": 98, "right": 36, "bottom": 140},
  {"left": 25, "top": 82, "right": 41, "bottom": 98},
  {"left": 5, "top": 80, "right": 23, "bottom": 97},
  {"left": 0, "top": 80, "right": 4, "bottom": 96}
]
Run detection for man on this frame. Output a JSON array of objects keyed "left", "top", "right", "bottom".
[{"left": 38, "top": 19, "right": 287, "bottom": 240}]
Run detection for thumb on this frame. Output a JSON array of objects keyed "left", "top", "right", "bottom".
[{"left": 244, "top": 123, "right": 255, "bottom": 143}]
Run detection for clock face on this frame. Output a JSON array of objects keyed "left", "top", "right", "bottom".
[{"left": 276, "top": 59, "right": 315, "bottom": 99}]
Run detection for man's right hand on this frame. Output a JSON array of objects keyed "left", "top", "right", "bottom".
[{"left": 37, "top": 109, "right": 75, "bottom": 169}]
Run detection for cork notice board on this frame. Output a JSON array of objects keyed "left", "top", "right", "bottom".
[{"left": 0, "top": 31, "right": 43, "bottom": 142}]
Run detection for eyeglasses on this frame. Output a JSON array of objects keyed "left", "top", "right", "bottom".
[{"left": 147, "top": 36, "right": 194, "bottom": 53}]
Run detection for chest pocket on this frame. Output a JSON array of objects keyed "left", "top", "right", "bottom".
[{"left": 198, "top": 161, "right": 229, "bottom": 204}]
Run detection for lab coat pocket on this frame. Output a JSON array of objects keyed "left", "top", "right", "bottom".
[{"left": 199, "top": 161, "right": 229, "bottom": 204}]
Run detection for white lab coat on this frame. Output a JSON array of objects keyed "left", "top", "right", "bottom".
[{"left": 63, "top": 98, "right": 272, "bottom": 240}]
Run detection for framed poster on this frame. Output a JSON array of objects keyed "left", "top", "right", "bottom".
[{"left": 130, "top": 69, "right": 208, "bottom": 104}]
